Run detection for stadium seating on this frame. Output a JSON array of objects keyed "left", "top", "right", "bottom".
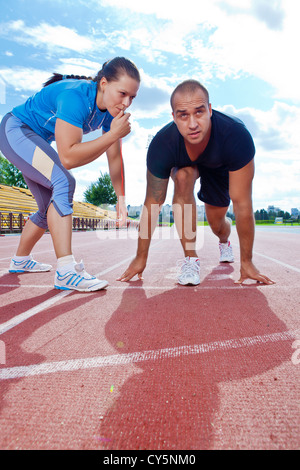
[
  {"left": 0, "top": 184, "right": 116, "bottom": 218},
  {"left": 0, "top": 184, "right": 121, "bottom": 232}
]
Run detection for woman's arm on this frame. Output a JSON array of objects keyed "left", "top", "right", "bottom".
[
  {"left": 55, "top": 111, "right": 131, "bottom": 170},
  {"left": 105, "top": 137, "right": 127, "bottom": 225}
]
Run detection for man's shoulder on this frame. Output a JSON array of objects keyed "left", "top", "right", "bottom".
[
  {"left": 211, "top": 110, "right": 255, "bottom": 169},
  {"left": 156, "top": 121, "right": 177, "bottom": 136},
  {"left": 211, "top": 109, "right": 254, "bottom": 146},
  {"left": 151, "top": 121, "right": 179, "bottom": 147},
  {"left": 212, "top": 109, "right": 253, "bottom": 140},
  {"left": 212, "top": 109, "right": 246, "bottom": 128}
]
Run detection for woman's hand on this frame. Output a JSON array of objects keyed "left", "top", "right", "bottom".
[
  {"left": 110, "top": 110, "right": 131, "bottom": 140},
  {"left": 116, "top": 197, "right": 128, "bottom": 228}
]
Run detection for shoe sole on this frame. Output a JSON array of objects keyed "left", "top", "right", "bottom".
[
  {"left": 177, "top": 279, "right": 200, "bottom": 286},
  {"left": 219, "top": 259, "right": 234, "bottom": 263},
  {"left": 9, "top": 268, "right": 52, "bottom": 273},
  {"left": 54, "top": 281, "right": 109, "bottom": 292}
]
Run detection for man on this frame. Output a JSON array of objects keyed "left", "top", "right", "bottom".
[{"left": 118, "top": 79, "right": 274, "bottom": 286}]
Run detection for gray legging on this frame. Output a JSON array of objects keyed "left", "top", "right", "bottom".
[{"left": 0, "top": 113, "right": 75, "bottom": 229}]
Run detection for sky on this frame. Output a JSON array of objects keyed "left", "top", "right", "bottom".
[{"left": 0, "top": 0, "right": 299, "bottom": 212}]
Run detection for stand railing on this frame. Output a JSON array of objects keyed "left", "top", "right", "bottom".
[{"left": 0, "top": 212, "right": 138, "bottom": 234}]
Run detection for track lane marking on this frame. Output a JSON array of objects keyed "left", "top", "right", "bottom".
[
  {"left": 230, "top": 242, "right": 300, "bottom": 274},
  {"left": 0, "top": 243, "right": 163, "bottom": 336},
  {"left": 252, "top": 251, "right": 300, "bottom": 273},
  {"left": 0, "top": 254, "right": 139, "bottom": 336},
  {"left": 0, "top": 330, "right": 297, "bottom": 380},
  {"left": 0, "top": 290, "right": 70, "bottom": 335},
  {"left": 0, "top": 283, "right": 292, "bottom": 290}
]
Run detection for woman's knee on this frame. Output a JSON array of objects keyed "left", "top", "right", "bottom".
[
  {"left": 30, "top": 211, "right": 48, "bottom": 230},
  {"left": 52, "top": 171, "right": 76, "bottom": 217}
]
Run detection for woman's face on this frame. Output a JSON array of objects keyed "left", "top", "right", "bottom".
[{"left": 98, "top": 73, "right": 140, "bottom": 117}]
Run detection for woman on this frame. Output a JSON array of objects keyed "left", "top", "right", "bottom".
[{"left": 0, "top": 57, "right": 140, "bottom": 292}]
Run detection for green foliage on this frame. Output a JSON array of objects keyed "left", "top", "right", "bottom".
[
  {"left": 0, "top": 152, "right": 28, "bottom": 188},
  {"left": 83, "top": 172, "right": 117, "bottom": 206},
  {"left": 254, "top": 208, "right": 291, "bottom": 221}
]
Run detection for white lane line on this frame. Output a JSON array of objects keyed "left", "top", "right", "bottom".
[
  {"left": 253, "top": 251, "right": 300, "bottom": 274},
  {"left": 231, "top": 242, "right": 300, "bottom": 274},
  {"left": 0, "top": 330, "right": 297, "bottom": 381},
  {"left": 0, "top": 283, "right": 286, "bottom": 291},
  {"left": 0, "top": 283, "right": 292, "bottom": 291},
  {"left": 0, "top": 250, "right": 153, "bottom": 336},
  {"left": 0, "top": 290, "right": 70, "bottom": 335}
]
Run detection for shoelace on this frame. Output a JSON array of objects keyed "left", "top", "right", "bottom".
[
  {"left": 74, "top": 261, "right": 85, "bottom": 273},
  {"left": 177, "top": 259, "right": 199, "bottom": 278},
  {"left": 219, "top": 243, "right": 232, "bottom": 257},
  {"left": 73, "top": 261, "right": 97, "bottom": 281}
]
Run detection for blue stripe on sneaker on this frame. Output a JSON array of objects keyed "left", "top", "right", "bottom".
[
  {"left": 74, "top": 277, "right": 84, "bottom": 286},
  {"left": 66, "top": 274, "right": 77, "bottom": 285},
  {"left": 70, "top": 275, "right": 81, "bottom": 286}
]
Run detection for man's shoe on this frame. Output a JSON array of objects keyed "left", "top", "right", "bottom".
[
  {"left": 9, "top": 255, "right": 52, "bottom": 273},
  {"left": 219, "top": 241, "right": 234, "bottom": 263},
  {"left": 177, "top": 257, "right": 200, "bottom": 285},
  {"left": 54, "top": 261, "right": 108, "bottom": 292}
]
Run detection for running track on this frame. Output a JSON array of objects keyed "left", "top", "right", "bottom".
[{"left": 0, "top": 225, "right": 299, "bottom": 450}]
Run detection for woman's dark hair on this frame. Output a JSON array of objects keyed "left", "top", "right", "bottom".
[{"left": 43, "top": 57, "right": 140, "bottom": 87}]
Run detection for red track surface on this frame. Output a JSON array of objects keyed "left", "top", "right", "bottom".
[{"left": 0, "top": 226, "right": 299, "bottom": 450}]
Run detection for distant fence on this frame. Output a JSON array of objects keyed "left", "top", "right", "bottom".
[{"left": 0, "top": 212, "right": 138, "bottom": 233}]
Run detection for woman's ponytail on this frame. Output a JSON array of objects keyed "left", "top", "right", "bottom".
[{"left": 43, "top": 73, "right": 93, "bottom": 87}]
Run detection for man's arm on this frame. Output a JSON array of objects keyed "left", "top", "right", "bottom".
[
  {"left": 229, "top": 159, "right": 275, "bottom": 285},
  {"left": 117, "top": 170, "right": 169, "bottom": 281}
]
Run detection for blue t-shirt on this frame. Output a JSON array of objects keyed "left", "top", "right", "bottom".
[
  {"left": 147, "top": 110, "right": 255, "bottom": 178},
  {"left": 12, "top": 79, "right": 113, "bottom": 143}
]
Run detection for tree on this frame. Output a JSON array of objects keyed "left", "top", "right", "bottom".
[
  {"left": 0, "top": 152, "right": 28, "bottom": 188},
  {"left": 83, "top": 172, "right": 117, "bottom": 207},
  {"left": 254, "top": 210, "right": 261, "bottom": 221}
]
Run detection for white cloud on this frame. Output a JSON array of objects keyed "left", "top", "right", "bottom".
[
  {"left": 1, "top": 0, "right": 299, "bottom": 213},
  {"left": 130, "top": 69, "right": 172, "bottom": 119},
  {"left": 0, "top": 67, "right": 49, "bottom": 91},
  {"left": 100, "top": 0, "right": 300, "bottom": 102},
  {"left": 217, "top": 102, "right": 300, "bottom": 211},
  {"left": 207, "top": 4, "right": 300, "bottom": 101},
  {"left": 218, "top": 102, "right": 300, "bottom": 153},
  {"left": 58, "top": 58, "right": 102, "bottom": 77},
  {"left": 0, "top": 59, "right": 103, "bottom": 94},
  {"left": 1, "top": 20, "right": 94, "bottom": 53}
]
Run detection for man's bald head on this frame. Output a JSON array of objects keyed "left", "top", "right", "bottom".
[{"left": 170, "top": 79, "right": 209, "bottom": 110}]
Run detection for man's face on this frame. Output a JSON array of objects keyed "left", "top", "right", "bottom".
[{"left": 172, "top": 88, "right": 212, "bottom": 148}]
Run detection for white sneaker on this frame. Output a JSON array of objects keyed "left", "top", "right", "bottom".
[
  {"left": 54, "top": 260, "right": 108, "bottom": 292},
  {"left": 9, "top": 255, "right": 52, "bottom": 273},
  {"left": 177, "top": 257, "right": 200, "bottom": 285},
  {"left": 219, "top": 241, "right": 234, "bottom": 263}
]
